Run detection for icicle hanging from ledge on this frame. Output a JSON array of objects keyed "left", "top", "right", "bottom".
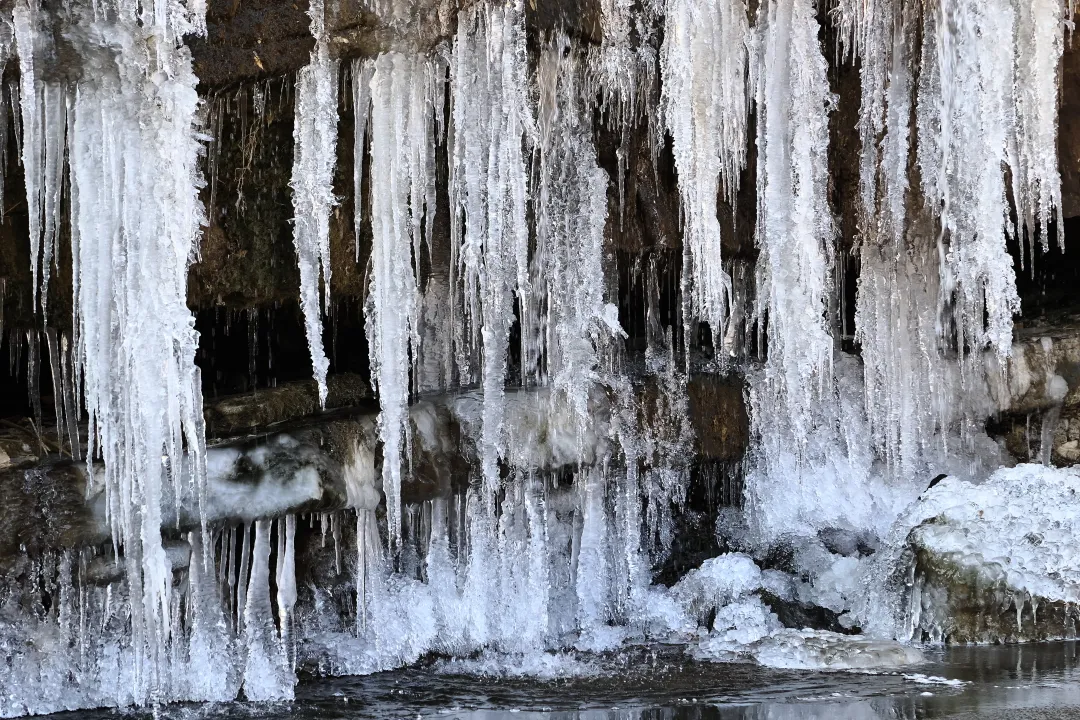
[
  {"left": 660, "top": 0, "right": 749, "bottom": 351},
  {"left": 917, "top": 0, "right": 1021, "bottom": 360},
  {"left": 13, "top": 2, "right": 64, "bottom": 316},
  {"left": 27, "top": 0, "right": 211, "bottom": 703},
  {"left": 290, "top": 0, "right": 340, "bottom": 407},
  {"left": 450, "top": 0, "right": 535, "bottom": 501},
  {"left": 529, "top": 35, "right": 625, "bottom": 422},
  {"left": 363, "top": 52, "right": 438, "bottom": 551},
  {"left": 1011, "top": 0, "right": 1066, "bottom": 254},
  {"left": 744, "top": 0, "right": 876, "bottom": 542},
  {"left": 750, "top": 0, "right": 836, "bottom": 452}
]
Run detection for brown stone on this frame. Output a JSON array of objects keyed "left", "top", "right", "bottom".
[{"left": 687, "top": 374, "right": 748, "bottom": 461}]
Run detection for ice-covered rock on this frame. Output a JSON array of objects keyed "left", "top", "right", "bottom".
[{"left": 862, "top": 464, "right": 1080, "bottom": 643}]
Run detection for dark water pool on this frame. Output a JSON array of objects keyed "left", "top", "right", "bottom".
[{"left": 52, "top": 642, "right": 1080, "bottom": 719}]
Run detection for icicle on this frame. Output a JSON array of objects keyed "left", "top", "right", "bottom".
[
  {"left": 529, "top": 36, "right": 625, "bottom": 422},
  {"left": 917, "top": 0, "right": 1020, "bottom": 359},
  {"left": 184, "top": 529, "right": 235, "bottom": 701},
  {"left": 364, "top": 52, "right": 436, "bottom": 550},
  {"left": 13, "top": 1, "right": 64, "bottom": 315},
  {"left": 744, "top": 0, "right": 853, "bottom": 542},
  {"left": 352, "top": 57, "right": 374, "bottom": 263},
  {"left": 236, "top": 522, "right": 251, "bottom": 633},
  {"left": 0, "top": 18, "right": 12, "bottom": 222},
  {"left": 241, "top": 519, "right": 294, "bottom": 701},
  {"left": 660, "top": 0, "right": 749, "bottom": 347},
  {"left": 44, "top": 327, "right": 65, "bottom": 454},
  {"left": 751, "top": 0, "right": 836, "bottom": 449},
  {"left": 450, "top": 1, "right": 535, "bottom": 501},
  {"left": 275, "top": 515, "right": 297, "bottom": 665},
  {"left": 1011, "top": 0, "right": 1065, "bottom": 252},
  {"left": 25, "top": 327, "right": 40, "bottom": 428},
  {"left": 290, "top": 0, "right": 340, "bottom": 407},
  {"left": 840, "top": 0, "right": 951, "bottom": 479},
  {"left": 2, "top": 0, "right": 212, "bottom": 703}
]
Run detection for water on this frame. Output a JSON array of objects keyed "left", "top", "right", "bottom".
[{"left": 45, "top": 642, "right": 1080, "bottom": 719}]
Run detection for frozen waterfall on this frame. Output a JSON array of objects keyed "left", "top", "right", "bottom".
[{"left": 0, "top": 0, "right": 1076, "bottom": 714}]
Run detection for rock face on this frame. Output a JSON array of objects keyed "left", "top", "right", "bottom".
[
  {"left": 1060, "top": 15, "right": 1080, "bottom": 220},
  {"left": 988, "top": 315, "right": 1080, "bottom": 465}
]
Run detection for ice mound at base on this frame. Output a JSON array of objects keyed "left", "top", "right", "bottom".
[
  {"left": 908, "top": 464, "right": 1080, "bottom": 604},
  {"left": 673, "top": 554, "right": 922, "bottom": 670}
]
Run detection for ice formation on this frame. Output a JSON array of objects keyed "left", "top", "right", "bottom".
[
  {"left": 660, "top": 0, "right": 748, "bottom": 345},
  {"left": 530, "top": 35, "right": 625, "bottom": 418},
  {"left": 290, "top": 0, "right": 340, "bottom": 407},
  {"left": 450, "top": 0, "right": 534, "bottom": 499},
  {"left": 10, "top": 0, "right": 212, "bottom": 707},
  {"left": 361, "top": 52, "right": 438, "bottom": 548},
  {"left": 3, "top": 0, "right": 216, "bottom": 706},
  {"left": 859, "top": 464, "right": 1080, "bottom": 641},
  {"left": 917, "top": 0, "right": 1021, "bottom": 358},
  {"left": 743, "top": 0, "right": 853, "bottom": 542},
  {"left": 1, "top": 0, "right": 1078, "bottom": 714}
]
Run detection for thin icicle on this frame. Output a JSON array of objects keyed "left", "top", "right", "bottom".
[
  {"left": 0, "top": 17, "right": 13, "bottom": 222},
  {"left": 13, "top": 2, "right": 65, "bottom": 315},
  {"left": 290, "top": 0, "right": 340, "bottom": 407},
  {"left": 351, "top": 58, "right": 374, "bottom": 263}
]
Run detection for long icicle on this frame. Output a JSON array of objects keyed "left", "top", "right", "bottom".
[
  {"left": 450, "top": 0, "right": 535, "bottom": 502},
  {"left": 364, "top": 52, "right": 437, "bottom": 551},
  {"left": 290, "top": 0, "right": 340, "bottom": 407}
]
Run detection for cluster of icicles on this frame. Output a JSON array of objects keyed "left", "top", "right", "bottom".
[{"left": 0, "top": 0, "right": 1074, "bottom": 712}]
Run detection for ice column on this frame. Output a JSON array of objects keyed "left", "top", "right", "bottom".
[
  {"left": 750, "top": 0, "right": 836, "bottom": 453},
  {"left": 34, "top": 0, "right": 210, "bottom": 702},
  {"left": 363, "top": 52, "right": 438, "bottom": 549},
  {"left": 660, "top": 0, "right": 749, "bottom": 346},
  {"left": 241, "top": 520, "right": 294, "bottom": 700},
  {"left": 450, "top": 1, "right": 535, "bottom": 500},
  {"left": 290, "top": 0, "right": 340, "bottom": 406},
  {"left": 744, "top": 0, "right": 853, "bottom": 541}
]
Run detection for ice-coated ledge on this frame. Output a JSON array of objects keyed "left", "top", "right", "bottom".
[{"left": 888, "top": 464, "right": 1080, "bottom": 643}]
